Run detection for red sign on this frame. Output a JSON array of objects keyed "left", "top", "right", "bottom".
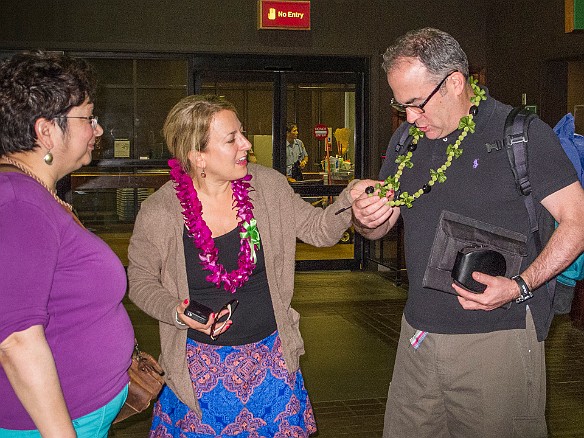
[
  {"left": 258, "top": 1, "right": 311, "bottom": 30},
  {"left": 313, "top": 124, "right": 328, "bottom": 140}
]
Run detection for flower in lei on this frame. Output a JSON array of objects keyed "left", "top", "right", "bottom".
[
  {"left": 169, "top": 158, "right": 261, "bottom": 293},
  {"left": 376, "top": 76, "right": 486, "bottom": 208}
]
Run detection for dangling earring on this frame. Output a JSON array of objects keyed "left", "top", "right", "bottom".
[
  {"left": 201, "top": 168, "right": 206, "bottom": 178},
  {"left": 43, "top": 151, "right": 54, "bottom": 165}
]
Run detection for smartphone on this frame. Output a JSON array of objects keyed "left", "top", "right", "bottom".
[{"left": 184, "top": 300, "right": 213, "bottom": 324}]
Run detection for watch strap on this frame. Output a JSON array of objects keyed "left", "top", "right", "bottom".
[{"left": 512, "top": 275, "right": 533, "bottom": 303}]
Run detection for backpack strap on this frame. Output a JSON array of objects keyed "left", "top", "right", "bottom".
[
  {"left": 394, "top": 123, "right": 414, "bottom": 153},
  {"left": 504, "top": 107, "right": 558, "bottom": 304},
  {"left": 505, "top": 107, "right": 537, "bottom": 196},
  {"left": 504, "top": 107, "right": 542, "bottom": 251}
]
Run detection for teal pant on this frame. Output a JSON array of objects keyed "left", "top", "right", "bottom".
[{"left": 0, "top": 384, "right": 128, "bottom": 438}]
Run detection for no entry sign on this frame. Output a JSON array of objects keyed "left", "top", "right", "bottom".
[{"left": 313, "top": 124, "right": 328, "bottom": 140}]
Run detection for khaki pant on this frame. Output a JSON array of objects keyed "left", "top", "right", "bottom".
[{"left": 383, "top": 308, "right": 547, "bottom": 438}]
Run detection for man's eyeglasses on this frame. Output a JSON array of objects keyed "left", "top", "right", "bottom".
[
  {"left": 210, "top": 299, "right": 238, "bottom": 341},
  {"left": 390, "top": 71, "right": 457, "bottom": 114},
  {"left": 58, "top": 115, "right": 99, "bottom": 130}
]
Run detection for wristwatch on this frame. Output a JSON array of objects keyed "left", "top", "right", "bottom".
[{"left": 512, "top": 275, "right": 533, "bottom": 303}]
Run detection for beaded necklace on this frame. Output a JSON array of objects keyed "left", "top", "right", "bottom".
[
  {"left": 377, "top": 77, "right": 486, "bottom": 208},
  {"left": 1, "top": 156, "right": 74, "bottom": 211},
  {"left": 169, "top": 158, "right": 261, "bottom": 293}
]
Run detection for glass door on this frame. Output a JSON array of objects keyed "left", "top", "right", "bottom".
[
  {"left": 196, "top": 63, "right": 365, "bottom": 270},
  {"left": 285, "top": 73, "right": 359, "bottom": 269},
  {"left": 197, "top": 71, "right": 275, "bottom": 168}
]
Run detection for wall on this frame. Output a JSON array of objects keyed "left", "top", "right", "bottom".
[
  {"left": 485, "top": 0, "right": 584, "bottom": 126},
  {"left": 0, "top": 0, "right": 487, "bottom": 177},
  {"left": 17, "top": 0, "right": 580, "bottom": 165},
  {"left": 568, "top": 62, "right": 584, "bottom": 116}
]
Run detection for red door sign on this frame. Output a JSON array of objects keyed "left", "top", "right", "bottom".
[{"left": 313, "top": 124, "right": 328, "bottom": 139}]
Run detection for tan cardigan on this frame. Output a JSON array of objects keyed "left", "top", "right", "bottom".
[{"left": 127, "top": 163, "right": 357, "bottom": 415}]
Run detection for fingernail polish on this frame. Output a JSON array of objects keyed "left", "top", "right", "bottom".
[{"left": 183, "top": 299, "right": 189, "bottom": 305}]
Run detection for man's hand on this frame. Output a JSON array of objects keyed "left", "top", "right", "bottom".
[
  {"left": 350, "top": 180, "right": 396, "bottom": 229},
  {"left": 349, "top": 180, "right": 400, "bottom": 240},
  {"left": 453, "top": 272, "right": 520, "bottom": 311}
]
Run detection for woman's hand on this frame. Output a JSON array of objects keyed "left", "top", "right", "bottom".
[{"left": 176, "top": 300, "right": 233, "bottom": 339}]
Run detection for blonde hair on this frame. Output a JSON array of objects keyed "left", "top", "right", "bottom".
[{"left": 163, "top": 94, "right": 238, "bottom": 173}]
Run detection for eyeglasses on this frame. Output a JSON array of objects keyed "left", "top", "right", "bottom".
[
  {"left": 58, "top": 115, "right": 99, "bottom": 130},
  {"left": 210, "top": 299, "right": 238, "bottom": 341},
  {"left": 390, "top": 71, "right": 457, "bottom": 114}
]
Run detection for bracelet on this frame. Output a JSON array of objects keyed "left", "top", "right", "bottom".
[
  {"left": 175, "top": 310, "right": 187, "bottom": 327},
  {"left": 512, "top": 275, "right": 533, "bottom": 303}
]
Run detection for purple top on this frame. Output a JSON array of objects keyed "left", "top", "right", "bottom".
[{"left": 0, "top": 172, "right": 134, "bottom": 430}]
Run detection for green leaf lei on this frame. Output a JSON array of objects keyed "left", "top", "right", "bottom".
[{"left": 376, "top": 77, "right": 486, "bottom": 208}]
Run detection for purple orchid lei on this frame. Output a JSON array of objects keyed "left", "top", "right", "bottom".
[{"left": 169, "top": 158, "right": 258, "bottom": 293}]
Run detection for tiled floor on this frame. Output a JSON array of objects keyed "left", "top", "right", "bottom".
[{"left": 110, "top": 271, "right": 584, "bottom": 437}]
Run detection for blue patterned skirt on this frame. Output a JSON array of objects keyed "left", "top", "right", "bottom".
[{"left": 150, "top": 331, "right": 317, "bottom": 437}]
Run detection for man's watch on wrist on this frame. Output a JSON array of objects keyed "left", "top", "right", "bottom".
[{"left": 512, "top": 275, "right": 533, "bottom": 303}]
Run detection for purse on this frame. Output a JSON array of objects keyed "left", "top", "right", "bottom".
[{"left": 113, "top": 341, "right": 165, "bottom": 423}]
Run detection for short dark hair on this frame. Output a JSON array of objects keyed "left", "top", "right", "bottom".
[
  {"left": 0, "top": 50, "right": 97, "bottom": 156},
  {"left": 382, "top": 28, "right": 469, "bottom": 82},
  {"left": 286, "top": 122, "right": 298, "bottom": 133}
]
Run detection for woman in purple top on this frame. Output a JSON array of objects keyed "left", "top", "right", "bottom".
[{"left": 0, "top": 51, "right": 134, "bottom": 437}]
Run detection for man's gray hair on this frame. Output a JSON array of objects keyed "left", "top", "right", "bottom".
[{"left": 382, "top": 28, "right": 469, "bottom": 82}]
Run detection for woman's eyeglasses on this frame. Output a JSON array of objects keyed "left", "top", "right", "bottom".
[
  {"left": 390, "top": 71, "right": 457, "bottom": 114},
  {"left": 57, "top": 115, "right": 99, "bottom": 130},
  {"left": 210, "top": 299, "right": 238, "bottom": 341}
]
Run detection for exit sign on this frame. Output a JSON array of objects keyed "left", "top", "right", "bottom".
[{"left": 258, "top": 1, "right": 311, "bottom": 30}]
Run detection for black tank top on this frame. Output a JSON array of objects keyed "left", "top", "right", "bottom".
[{"left": 183, "top": 226, "right": 277, "bottom": 345}]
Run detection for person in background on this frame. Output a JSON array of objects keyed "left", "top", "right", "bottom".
[
  {"left": 352, "top": 28, "right": 584, "bottom": 437},
  {"left": 286, "top": 122, "right": 308, "bottom": 181},
  {"left": 0, "top": 51, "right": 134, "bottom": 437},
  {"left": 128, "top": 95, "right": 370, "bottom": 437}
]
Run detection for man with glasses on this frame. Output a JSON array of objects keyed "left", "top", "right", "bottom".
[{"left": 352, "top": 28, "right": 584, "bottom": 437}]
